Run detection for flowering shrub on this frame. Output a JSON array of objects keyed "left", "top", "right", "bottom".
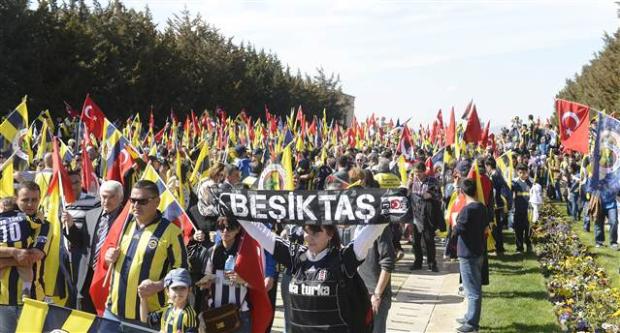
[{"left": 532, "top": 204, "right": 620, "bottom": 332}]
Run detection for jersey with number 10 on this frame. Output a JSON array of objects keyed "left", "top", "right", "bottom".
[{"left": 0, "top": 210, "right": 49, "bottom": 305}]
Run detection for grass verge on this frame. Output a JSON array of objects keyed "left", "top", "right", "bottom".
[{"left": 479, "top": 232, "right": 560, "bottom": 332}]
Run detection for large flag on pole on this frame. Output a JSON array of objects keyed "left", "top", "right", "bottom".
[
  {"left": 16, "top": 299, "right": 123, "bottom": 333},
  {"left": 42, "top": 137, "right": 76, "bottom": 306},
  {"left": 102, "top": 119, "right": 136, "bottom": 184},
  {"left": 556, "top": 99, "right": 590, "bottom": 153},
  {"left": 89, "top": 201, "right": 131, "bottom": 316},
  {"left": 591, "top": 113, "right": 620, "bottom": 201},
  {"left": 463, "top": 104, "right": 482, "bottom": 143},
  {"left": 0, "top": 157, "right": 14, "bottom": 197},
  {"left": 81, "top": 95, "right": 106, "bottom": 140},
  {"left": 445, "top": 107, "right": 456, "bottom": 146},
  {"left": 0, "top": 96, "right": 28, "bottom": 160},
  {"left": 235, "top": 232, "right": 273, "bottom": 333}
]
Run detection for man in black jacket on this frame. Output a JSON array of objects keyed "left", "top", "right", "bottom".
[
  {"left": 454, "top": 179, "right": 488, "bottom": 333},
  {"left": 407, "top": 162, "right": 441, "bottom": 272}
]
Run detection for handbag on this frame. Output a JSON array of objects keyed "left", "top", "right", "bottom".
[{"left": 200, "top": 303, "right": 241, "bottom": 333}]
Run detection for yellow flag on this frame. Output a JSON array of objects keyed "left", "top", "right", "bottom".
[
  {"left": 282, "top": 143, "right": 295, "bottom": 190},
  {"left": 0, "top": 157, "right": 14, "bottom": 197},
  {"left": 398, "top": 155, "right": 407, "bottom": 186},
  {"left": 190, "top": 140, "right": 210, "bottom": 185},
  {"left": 42, "top": 173, "right": 68, "bottom": 306},
  {"left": 175, "top": 149, "right": 185, "bottom": 208}
]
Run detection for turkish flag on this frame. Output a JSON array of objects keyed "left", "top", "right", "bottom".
[
  {"left": 48, "top": 137, "right": 76, "bottom": 204},
  {"left": 90, "top": 201, "right": 131, "bottom": 316},
  {"left": 479, "top": 120, "right": 490, "bottom": 148},
  {"left": 235, "top": 232, "right": 272, "bottom": 333},
  {"left": 81, "top": 94, "right": 106, "bottom": 140},
  {"left": 445, "top": 107, "right": 456, "bottom": 146},
  {"left": 463, "top": 105, "right": 482, "bottom": 143},
  {"left": 556, "top": 99, "right": 590, "bottom": 153}
]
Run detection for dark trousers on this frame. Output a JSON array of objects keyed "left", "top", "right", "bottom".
[
  {"left": 493, "top": 209, "right": 506, "bottom": 252},
  {"left": 265, "top": 275, "right": 279, "bottom": 333},
  {"left": 513, "top": 215, "right": 531, "bottom": 251},
  {"left": 78, "top": 267, "right": 96, "bottom": 313},
  {"left": 412, "top": 225, "right": 436, "bottom": 266},
  {"left": 391, "top": 223, "right": 403, "bottom": 252}
]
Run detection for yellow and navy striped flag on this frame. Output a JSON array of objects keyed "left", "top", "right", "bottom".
[
  {"left": 16, "top": 298, "right": 121, "bottom": 332},
  {"left": 0, "top": 97, "right": 28, "bottom": 157}
]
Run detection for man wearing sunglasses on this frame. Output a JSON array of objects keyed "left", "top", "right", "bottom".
[{"left": 104, "top": 180, "right": 188, "bottom": 329}]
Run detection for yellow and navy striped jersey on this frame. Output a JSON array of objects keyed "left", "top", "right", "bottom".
[
  {"left": 0, "top": 211, "right": 49, "bottom": 305},
  {"left": 148, "top": 303, "right": 198, "bottom": 333},
  {"left": 108, "top": 213, "right": 188, "bottom": 320}
]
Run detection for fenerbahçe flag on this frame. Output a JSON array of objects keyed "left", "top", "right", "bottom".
[
  {"left": 592, "top": 113, "right": 620, "bottom": 202},
  {"left": 16, "top": 299, "right": 120, "bottom": 332},
  {"left": 0, "top": 96, "right": 28, "bottom": 159}
]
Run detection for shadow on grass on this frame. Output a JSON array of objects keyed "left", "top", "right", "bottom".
[
  {"left": 484, "top": 290, "right": 549, "bottom": 300},
  {"left": 490, "top": 267, "right": 541, "bottom": 276},
  {"left": 481, "top": 322, "right": 559, "bottom": 333}
]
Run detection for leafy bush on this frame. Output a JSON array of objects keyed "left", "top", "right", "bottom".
[{"left": 532, "top": 204, "right": 620, "bottom": 332}]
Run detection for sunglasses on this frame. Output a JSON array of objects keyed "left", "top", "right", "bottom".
[
  {"left": 129, "top": 197, "right": 156, "bottom": 205},
  {"left": 217, "top": 224, "right": 239, "bottom": 231}
]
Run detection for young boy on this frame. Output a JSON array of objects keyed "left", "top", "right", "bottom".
[
  {"left": 512, "top": 164, "right": 533, "bottom": 252},
  {"left": 140, "top": 268, "right": 198, "bottom": 333}
]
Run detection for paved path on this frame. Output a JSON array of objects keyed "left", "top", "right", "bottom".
[{"left": 270, "top": 241, "right": 466, "bottom": 333}]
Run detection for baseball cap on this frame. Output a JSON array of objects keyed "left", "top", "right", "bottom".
[
  {"left": 164, "top": 268, "right": 192, "bottom": 289},
  {"left": 235, "top": 144, "right": 248, "bottom": 156}
]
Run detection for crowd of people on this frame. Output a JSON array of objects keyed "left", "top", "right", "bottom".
[{"left": 0, "top": 107, "right": 602, "bottom": 333}]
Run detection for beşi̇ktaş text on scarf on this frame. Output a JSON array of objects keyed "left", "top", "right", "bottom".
[{"left": 217, "top": 188, "right": 410, "bottom": 225}]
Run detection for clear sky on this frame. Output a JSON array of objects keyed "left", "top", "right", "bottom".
[{"left": 120, "top": 0, "right": 618, "bottom": 127}]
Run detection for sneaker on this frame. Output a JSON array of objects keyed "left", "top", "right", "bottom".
[
  {"left": 611, "top": 243, "right": 619, "bottom": 249},
  {"left": 428, "top": 262, "right": 439, "bottom": 272},
  {"left": 456, "top": 324, "right": 478, "bottom": 332},
  {"left": 595, "top": 243, "right": 603, "bottom": 248},
  {"left": 456, "top": 318, "right": 467, "bottom": 325},
  {"left": 516, "top": 248, "right": 523, "bottom": 253}
]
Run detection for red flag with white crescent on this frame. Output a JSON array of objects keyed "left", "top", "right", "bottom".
[
  {"left": 81, "top": 94, "right": 106, "bottom": 140},
  {"left": 556, "top": 99, "right": 590, "bottom": 154}
]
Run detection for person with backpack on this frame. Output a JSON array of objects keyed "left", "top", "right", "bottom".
[{"left": 238, "top": 219, "right": 386, "bottom": 333}]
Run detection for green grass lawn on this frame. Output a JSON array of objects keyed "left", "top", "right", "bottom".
[
  {"left": 550, "top": 202, "right": 620, "bottom": 289},
  {"left": 480, "top": 232, "right": 559, "bottom": 332}
]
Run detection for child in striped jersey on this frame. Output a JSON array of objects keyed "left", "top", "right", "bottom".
[{"left": 139, "top": 268, "right": 198, "bottom": 333}]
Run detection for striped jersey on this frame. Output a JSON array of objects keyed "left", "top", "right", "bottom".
[
  {"left": 204, "top": 241, "right": 249, "bottom": 312},
  {"left": 148, "top": 303, "right": 198, "bottom": 333},
  {"left": 0, "top": 210, "right": 49, "bottom": 305},
  {"left": 107, "top": 213, "right": 188, "bottom": 320}
]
